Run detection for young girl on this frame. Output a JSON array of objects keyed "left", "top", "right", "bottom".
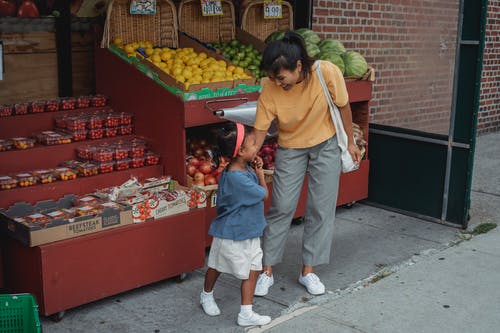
[{"left": 200, "top": 122, "right": 271, "bottom": 327}]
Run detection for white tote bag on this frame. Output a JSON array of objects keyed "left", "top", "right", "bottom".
[{"left": 315, "top": 61, "right": 359, "bottom": 173}]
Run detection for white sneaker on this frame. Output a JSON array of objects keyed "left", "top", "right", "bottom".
[
  {"left": 254, "top": 273, "right": 274, "bottom": 296},
  {"left": 200, "top": 292, "right": 221, "bottom": 316},
  {"left": 298, "top": 273, "right": 325, "bottom": 295},
  {"left": 237, "top": 311, "right": 271, "bottom": 326}
]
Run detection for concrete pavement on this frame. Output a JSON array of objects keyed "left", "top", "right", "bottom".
[{"left": 40, "top": 131, "right": 499, "bottom": 333}]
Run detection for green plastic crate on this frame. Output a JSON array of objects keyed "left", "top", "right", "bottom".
[{"left": 0, "top": 294, "right": 41, "bottom": 333}]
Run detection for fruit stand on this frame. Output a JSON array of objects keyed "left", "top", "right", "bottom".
[{"left": 0, "top": 0, "right": 373, "bottom": 317}]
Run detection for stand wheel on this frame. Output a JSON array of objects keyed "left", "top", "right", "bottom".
[
  {"left": 50, "top": 311, "right": 65, "bottom": 322},
  {"left": 176, "top": 273, "right": 188, "bottom": 283},
  {"left": 344, "top": 201, "right": 356, "bottom": 209},
  {"left": 291, "top": 217, "right": 304, "bottom": 226}
]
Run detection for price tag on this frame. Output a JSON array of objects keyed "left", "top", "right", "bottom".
[
  {"left": 201, "top": 0, "right": 223, "bottom": 16},
  {"left": 264, "top": 0, "right": 282, "bottom": 19},
  {"left": 130, "top": 0, "right": 156, "bottom": 15}
]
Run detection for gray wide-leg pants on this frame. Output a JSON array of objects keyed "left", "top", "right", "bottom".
[{"left": 262, "top": 135, "right": 341, "bottom": 267}]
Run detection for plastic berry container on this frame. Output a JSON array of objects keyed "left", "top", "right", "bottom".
[
  {"left": 76, "top": 96, "right": 91, "bottom": 108},
  {"left": 88, "top": 128, "right": 104, "bottom": 140},
  {"left": 76, "top": 205, "right": 103, "bottom": 217},
  {"left": 65, "top": 129, "right": 88, "bottom": 142},
  {"left": 45, "top": 99, "right": 60, "bottom": 112},
  {"left": 29, "top": 100, "right": 46, "bottom": 113},
  {"left": 118, "top": 125, "right": 133, "bottom": 135},
  {"left": 25, "top": 213, "right": 50, "bottom": 227},
  {"left": 12, "top": 137, "right": 35, "bottom": 150},
  {"left": 105, "top": 127, "right": 118, "bottom": 137},
  {"left": 54, "top": 115, "right": 67, "bottom": 129},
  {"left": 14, "top": 103, "right": 29, "bottom": 115},
  {"left": 145, "top": 152, "right": 160, "bottom": 165},
  {"left": 16, "top": 173, "right": 38, "bottom": 187},
  {"left": 41, "top": 133, "right": 72, "bottom": 145},
  {"left": 60, "top": 97, "right": 76, "bottom": 110},
  {"left": 120, "top": 112, "right": 133, "bottom": 125},
  {"left": 76, "top": 145, "right": 95, "bottom": 160},
  {"left": 114, "top": 145, "right": 130, "bottom": 160},
  {"left": 93, "top": 148, "right": 113, "bottom": 163},
  {"left": 62, "top": 207, "right": 77, "bottom": 219},
  {"left": 75, "top": 195, "right": 100, "bottom": 207},
  {"left": 0, "top": 104, "right": 13, "bottom": 117},
  {"left": 76, "top": 163, "right": 99, "bottom": 177},
  {"left": 131, "top": 156, "right": 145, "bottom": 168},
  {"left": 0, "top": 139, "right": 13, "bottom": 151},
  {"left": 59, "top": 160, "right": 82, "bottom": 169},
  {"left": 130, "top": 143, "right": 145, "bottom": 158},
  {"left": 115, "top": 158, "right": 131, "bottom": 171},
  {"left": 97, "top": 161, "right": 114, "bottom": 174},
  {"left": 0, "top": 176, "right": 18, "bottom": 190},
  {"left": 65, "top": 117, "right": 87, "bottom": 131},
  {"left": 32, "top": 169, "right": 56, "bottom": 184},
  {"left": 87, "top": 114, "right": 104, "bottom": 129},
  {"left": 54, "top": 167, "right": 77, "bottom": 181},
  {"left": 91, "top": 94, "right": 107, "bottom": 107},
  {"left": 103, "top": 113, "right": 121, "bottom": 127},
  {"left": 100, "top": 201, "right": 122, "bottom": 210},
  {"left": 45, "top": 210, "right": 68, "bottom": 221}
]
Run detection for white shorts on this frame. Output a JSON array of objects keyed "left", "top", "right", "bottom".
[{"left": 207, "top": 237, "right": 263, "bottom": 280}]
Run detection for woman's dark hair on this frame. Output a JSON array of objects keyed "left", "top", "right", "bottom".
[
  {"left": 261, "top": 31, "right": 315, "bottom": 83},
  {"left": 211, "top": 123, "right": 252, "bottom": 168}
]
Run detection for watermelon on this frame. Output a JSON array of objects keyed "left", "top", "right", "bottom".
[
  {"left": 294, "top": 28, "right": 321, "bottom": 45},
  {"left": 318, "top": 39, "right": 346, "bottom": 55},
  {"left": 265, "top": 30, "right": 286, "bottom": 43},
  {"left": 319, "top": 53, "right": 345, "bottom": 75},
  {"left": 306, "top": 43, "right": 321, "bottom": 57},
  {"left": 342, "top": 51, "right": 368, "bottom": 77}
]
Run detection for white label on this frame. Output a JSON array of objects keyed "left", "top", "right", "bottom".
[
  {"left": 28, "top": 213, "right": 44, "bottom": 219},
  {"left": 264, "top": 0, "right": 282, "bottom": 19},
  {"left": 130, "top": 0, "right": 156, "bottom": 14},
  {"left": 47, "top": 211, "right": 64, "bottom": 218},
  {"left": 201, "top": 0, "right": 223, "bottom": 16}
]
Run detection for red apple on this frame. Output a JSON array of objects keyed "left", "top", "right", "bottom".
[
  {"left": 186, "top": 164, "right": 197, "bottom": 177},
  {"left": 199, "top": 161, "right": 213, "bottom": 175},
  {"left": 17, "top": 0, "right": 39, "bottom": 17},
  {"left": 204, "top": 174, "right": 217, "bottom": 186},
  {"left": 0, "top": 0, "right": 16, "bottom": 17},
  {"left": 188, "top": 157, "right": 200, "bottom": 168}
]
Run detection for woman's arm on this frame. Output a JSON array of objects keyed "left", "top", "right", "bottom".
[
  {"left": 254, "top": 128, "right": 268, "bottom": 151},
  {"left": 338, "top": 103, "right": 362, "bottom": 163}
]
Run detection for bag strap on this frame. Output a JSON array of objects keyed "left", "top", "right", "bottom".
[{"left": 315, "top": 61, "right": 349, "bottom": 151}]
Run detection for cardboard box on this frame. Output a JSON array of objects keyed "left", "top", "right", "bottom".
[{"left": 0, "top": 195, "right": 133, "bottom": 247}]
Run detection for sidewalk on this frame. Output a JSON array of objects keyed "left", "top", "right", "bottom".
[
  {"left": 40, "top": 131, "right": 499, "bottom": 333},
  {"left": 251, "top": 131, "right": 500, "bottom": 333}
]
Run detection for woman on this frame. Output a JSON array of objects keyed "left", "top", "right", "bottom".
[{"left": 253, "top": 31, "right": 361, "bottom": 296}]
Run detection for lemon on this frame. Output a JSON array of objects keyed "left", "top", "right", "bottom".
[
  {"left": 160, "top": 52, "right": 171, "bottom": 61},
  {"left": 227, "top": 65, "right": 236, "bottom": 73},
  {"left": 217, "top": 60, "right": 227, "bottom": 68},
  {"left": 234, "top": 67, "right": 244, "bottom": 75},
  {"left": 145, "top": 48, "right": 154, "bottom": 56},
  {"left": 151, "top": 54, "right": 162, "bottom": 63},
  {"left": 198, "top": 52, "right": 208, "bottom": 60},
  {"left": 176, "top": 75, "right": 186, "bottom": 83},
  {"left": 145, "top": 41, "right": 153, "bottom": 48},
  {"left": 182, "top": 68, "right": 193, "bottom": 79},
  {"left": 172, "top": 66, "right": 183, "bottom": 76},
  {"left": 113, "top": 37, "right": 123, "bottom": 45},
  {"left": 158, "top": 62, "right": 167, "bottom": 69},
  {"left": 124, "top": 44, "right": 135, "bottom": 54}
]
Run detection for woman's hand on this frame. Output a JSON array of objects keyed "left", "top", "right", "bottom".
[{"left": 348, "top": 142, "right": 362, "bottom": 164}]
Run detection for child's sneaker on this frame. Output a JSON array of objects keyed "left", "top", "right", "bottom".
[
  {"left": 254, "top": 272, "right": 274, "bottom": 296},
  {"left": 237, "top": 311, "right": 271, "bottom": 326},
  {"left": 200, "top": 291, "right": 221, "bottom": 316},
  {"left": 298, "top": 273, "right": 325, "bottom": 295}
]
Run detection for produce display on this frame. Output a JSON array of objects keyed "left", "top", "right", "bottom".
[
  {"left": 113, "top": 39, "right": 252, "bottom": 90},
  {"left": 264, "top": 28, "right": 369, "bottom": 78},
  {"left": 211, "top": 39, "right": 266, "bottom": 80},
  {"left": 16, "top": 173, "right": 38, "bottom": 187}
]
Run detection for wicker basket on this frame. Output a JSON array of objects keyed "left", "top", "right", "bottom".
[
  {"left": 101, "top": 0, "right": 178, "bottom": 48},
  {"left": 177, "top": 0, "right": 235, "bottom": 43},
  {"left": 241, "top": 0, "right": 293, "bottom": 41}
]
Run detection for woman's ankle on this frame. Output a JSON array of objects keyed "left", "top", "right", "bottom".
[{"left": 262, "top": 266, "right": 273, "bottom": 276}]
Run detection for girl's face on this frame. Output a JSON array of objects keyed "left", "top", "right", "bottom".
[
  {"left": 267, "top": 60, "right": 302, "bottom": 91},
  {"left": 240, "top": 132, "right": 259, "bottom": 162}
]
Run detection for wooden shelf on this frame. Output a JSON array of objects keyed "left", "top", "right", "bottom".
[
  {"left": 0, "top": 165, "right": 163, "bottom": 208},
  {"left": 0, "top": 135, "right": 135, "bottom": 174},
  {"left": 0, "top": 106, "right": 113, "bottom": 139}
]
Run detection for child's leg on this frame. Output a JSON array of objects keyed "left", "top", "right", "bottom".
[
  {"left": 241, "top": 269, "right": 259, "bottom": 304},
  {"left": 204, "top": 267, "right": 221, "bottom": 292}
]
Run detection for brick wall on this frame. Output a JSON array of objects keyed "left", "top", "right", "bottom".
[
  {"left": 479, "top": 1, "right": 500, "bottom": 134},
  {"left": 312, "top": 0, "right": 460, "bottom": 135}
]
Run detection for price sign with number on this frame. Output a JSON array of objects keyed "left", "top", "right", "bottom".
[
  {"left": 130, "top": 0, "right": 156, "bottom": 14},
  {"left": 264, "top": 0, "right": 282, "bottom": 19},
  {"left": 201, "top": 0, "right": 223, "bottom": 16}
]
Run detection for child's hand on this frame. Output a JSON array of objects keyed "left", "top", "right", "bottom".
[{"left": 252, "top": 156, "right": 264, "bottom": 171}]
